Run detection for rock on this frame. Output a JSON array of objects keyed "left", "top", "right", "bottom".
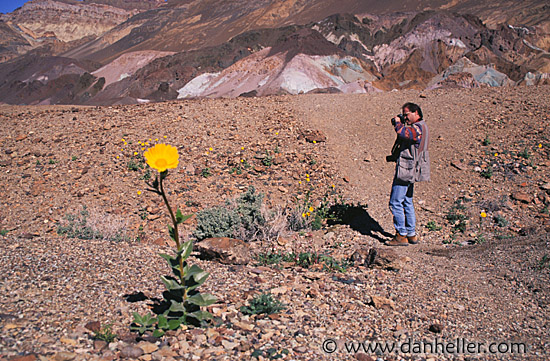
[
  {"left": 301, "top": 130, "right": 327, "bottom": 143},
  {"left": 85, "top": 321, "right": 101, "bottom": 333},
  {"left": 60, "top": 336, "right": 78, "bottom": 346},
  {"left": 356, "top": 353, "right": 375, "bottom": 361},
  {"left": 93, "top": 340, "right": 108, "bottom": 350},
  {"left": 138, "top": 341, "right": 159, "bottom": 354},
  {"left": 541, "top": 182, "right": 550, "bottom": 191},
  {"left": 350, "top": 248, "right": 410, "bottom": 271},
  {"left": 429, "top": 324, "right": 444, "bottom": 333},
  {"left": 450, "top": 160, "right": 466, "bottom": 170},
  {"left": 8, "top": 355, "right": 37, "bottom": 361},
  {"left": 512, "top": 192, "right": 533, "bottom": 203},
  {"left": 120, "top": 346, "right": 144, "bottom": 358},
  {"left": 51, "top": 352, "right": 77, "bottom": 361},
  {"left": 369, "top": 295, "right": 396, "bottom": 310},
  {"left": 293, "top": 346, "right": 308, "bottom": 353},
  {"left": 194, "top": 237, "right": 251, "bottom": 265}
]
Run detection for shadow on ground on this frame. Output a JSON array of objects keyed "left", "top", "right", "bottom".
[{"left": 327, "top": 204, "right": 393, "bottom": 242}]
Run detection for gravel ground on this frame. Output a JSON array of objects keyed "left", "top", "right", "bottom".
[{"left": 1, "top": 86, "right": 549, "bottom": 360}]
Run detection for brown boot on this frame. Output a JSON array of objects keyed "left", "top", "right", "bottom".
[
  {"left": 387, "top": 234, "right": 409, "bottom": 246},
  {"left": 407, "top": 235, "right": 419, "bottom": 244}
]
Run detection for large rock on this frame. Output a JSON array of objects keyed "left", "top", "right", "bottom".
[
  {"left": 350, "top": 248, "right": 411, "bottom": 271},
  {"left": 194, "top": 237, "right": 251, "bottom": 265}
]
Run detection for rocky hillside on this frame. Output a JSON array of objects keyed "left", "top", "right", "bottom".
[
  {"left": 1, "top": 85, "right": 549, "bottom": 360},
  {"left": 0, "top": 0, "right": 549, "bottom": 105}
]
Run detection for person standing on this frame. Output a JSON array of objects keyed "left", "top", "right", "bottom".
[{"left": 387, "top": 102, "right": 430, "bottom": 246}]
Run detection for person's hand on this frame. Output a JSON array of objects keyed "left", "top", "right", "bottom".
[{"left": 392, "top": 116, "right": 401, "bottom": 126}]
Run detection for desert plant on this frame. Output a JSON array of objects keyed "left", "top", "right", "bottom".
[
  {"left": 493, "top": 214, "right": 508, "bottom": 227},
  {"left": 482, "top": 135, "right": 491, "bottom": 146},
  {"left": 518, "top": 147, "right": 531, "bottom": 159},
  {"left": 57, "top": 206, "right": 129, "bottom": 242},
  {"left": 201, "top": 167, "right": 211, "bottom": 178},
  {"left": 480, "top": 167, "right": 493, "bottom": 179},
  {"left": 240, "top": 293, "right": 285, "bottom": 315},
  {"left": 193, "top": 186, "right": 266, "bottom": 241},
  {"left": 426, "top": 221, "right": 442, "bottom": 231},
  {"left": 93, "top": 323, "right": 117, "bottom": 343},
  {"left": 131, "top": 144, "right": 216, "bottom": 337}
]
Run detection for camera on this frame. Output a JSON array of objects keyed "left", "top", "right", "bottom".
[
  {"left": 391, "top": 114, "right": 406, "bottom": 126},
  {"left": 386, "top": 138, "right": 401, "bottom": 162}
]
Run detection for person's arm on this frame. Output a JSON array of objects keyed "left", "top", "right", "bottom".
[{"left": 394, "top": 122, "right": 422, "bottom": 143}]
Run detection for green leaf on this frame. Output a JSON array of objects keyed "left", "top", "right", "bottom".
[
  {"left": 176, "top": 209, "right": 193, "bottom": 225},
  {"left": 160, "top": 276, "right": 184, "bottom": 291},
  {"left": 157, "top": 315, "right": 168, "bottom": 329},
  {"left": 168, "top": 300, "right": 185, "bottom": 313},
  {"left": 152, "top": 329, "right": 165, "bottom": 338},
  {"left": 167, "top": 319, "right": 181, "bottom": 330},
  {"left": 186, "top": 310, "right": 213, "bottom": 322},
  {"left": 180, "top": 240, "right": 193, "bottom": 261},
  {"left": 187, "top": 293, "right": 217, "bottom": 307},
  {"left": 168, "top": 225, "right": 177, "bottom": 242}
]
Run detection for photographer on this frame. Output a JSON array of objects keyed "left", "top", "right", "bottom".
[{"left": 386, "top": 102, "right": 430, "bottom": 246}]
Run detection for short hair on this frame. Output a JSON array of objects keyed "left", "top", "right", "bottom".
[{"left": 403, "top": 102, "right": 423, "bottom": 120}]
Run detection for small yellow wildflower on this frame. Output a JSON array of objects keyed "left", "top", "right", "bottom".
[
  {"left": 241, "top": 159, "right": 244, "bottom": 163},
  {"left": 538, "top": 144, "right": 542, "bottom": 148},
  {"left": 141, "top": 147, "right": 145, "bottom": 151},
  {"left": 494, "top": 153, "right": 498, "bottom": 156},
  {"left": 306, "top": 178, "right": 310, "bottom": 182},
  {"left": 155, "top": 138, "right": 159, "bottom": 141},
  {"left": 241, "top": 147, "right": 244, "bottom": 150},
  {"left": 313, "top": 140, "right": 317, "bottom": 144},
  {"left": 133, "top": 152, "right": 138, "bottom": 156},
  {"left": 298, "top": 181, "right": 302, "bottom": 184},
  {"left": 302, "top": 213, "right": 306, "bottom": 218},
  {"left": 137, "top": 191, "right": 142, "bottom": 195},
  {"left": 306, "top": 212, "right": 311, "bottom": 216},
  {"left": 275, "top": 132, "right": 279, "bottom": 135},
  {"left": 121, "top": 138, "right": 125, "bottom": 142},
  {"left": 144, "top": 143, "right": 179, "bottom": 172},
  {"left": 164, "top": 135, "right": 167, "bottom": 139},
  {"left": 209, "top": 147, "right": 213, "bottom": 151},
  {"left": 309, "top": 206, "right": 314, "bottom": 212},
  {"left": 332, "top": 184, "right": 335, "bottom": 188},
  {"left": 480, "top": 211, "right": 487, "bottom": 218}
]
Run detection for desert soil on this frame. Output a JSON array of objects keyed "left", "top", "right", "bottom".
[{"left": 1, "top": 85, "right": 549, "bottom": 361}]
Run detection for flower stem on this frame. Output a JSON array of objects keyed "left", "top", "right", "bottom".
[{"left": 158, "top": 173, "right": 185, "bottom": 285}]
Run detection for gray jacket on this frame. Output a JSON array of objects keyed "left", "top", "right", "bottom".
[{"left": 395, "top": 120, "right": 430, "bottom": 183}]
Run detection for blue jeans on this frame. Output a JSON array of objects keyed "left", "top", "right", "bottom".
[{"left": 389, "top": 180, "right": 416, "bottom": 236}]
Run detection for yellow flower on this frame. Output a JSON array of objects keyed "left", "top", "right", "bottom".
[
  {"left": 144, "top": 143, "right": 179, "bottom": 172},
  {"left": 241, "top": 147, "right": 244, "bottom": 150},
  {"left": 302, "top": 213, "right": 306, "bottom": 218},
  {"left": 209, "top": 147, "right": 213, "bottom": 151},
  {"left": 309, "top": 206, "right": 314, "bottom": 212},
  {"left": 494, "top": 153, "right": 498, "bottom": 156},
  {"left": 275, "top": 132, "right": 279, "bottom": 135},
  {"left": 313, "top": 140, "right": 317, "bottom": 144},
  {"left": 164, "top": 135, "right": 167, "bottom": 139},
  {"left": 137, "top": 191, "right": 142, "bottom": 195},
  {"left": 133, "top": 152, "right": 138, "bottom": 156},
  {"left": 306, "top": 178, "right": 310, "bottom": 182},
  {"left": 121, "top": 138, "right": 125, "bottom": 142},
  {"left": 116, "top": 155, "right": 120, "bottom": 159},
  {"left": 155, "top": 138, "right": 159, "bottom": 141},
  {"left": 480, "top": 211, "right": 487, "bottom": 218},
  {"left": 332, "top": 184, "right": 335, "bottom": 188},
  {"left": 298, "top": 181, "right": 302, "bottom": 184},
  {"left": 538, "top": 144, "right": 542, "bottom": 148},
  {"left": 306, "top": 212, "right": 310, "bottom": 216}
]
